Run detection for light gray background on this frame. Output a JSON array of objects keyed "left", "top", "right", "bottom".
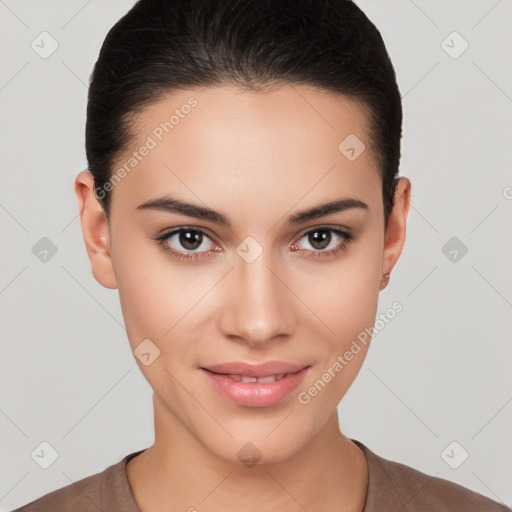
[{"left": 1, "top": 0, "right": 511, "bottom": 510}]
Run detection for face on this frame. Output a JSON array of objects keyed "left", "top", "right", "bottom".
[{"left": 76, "top": 83, "right": 410, "bottom": 465}]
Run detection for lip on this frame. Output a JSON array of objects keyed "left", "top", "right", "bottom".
[
  {"left": 204, "top": 361, "right": 309, "bottom": 377},
  {"left": 201, "top": 361, "right": 311, "bottom": 408}
]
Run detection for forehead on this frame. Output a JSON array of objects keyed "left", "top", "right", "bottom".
[
  {"left": 127, "top": 83, "right": 372, "bottom": 158},
  {"left": 109, "top": 84, "right": 381, "bottom": 217}
]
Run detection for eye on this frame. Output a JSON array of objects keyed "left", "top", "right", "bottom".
[
  {"left": 154, "top": 227, "right": 220, "bottom": 262},
  {"left": 154, "top": 226, "right": 354, "bottom": 262},
  {"left": 290, "top": 227, "right": 354, "bottom": 260}
]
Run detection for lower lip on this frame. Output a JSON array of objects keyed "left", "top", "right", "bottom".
[{"left": 202, "top": 367, "right": 309, "bottom": 408}]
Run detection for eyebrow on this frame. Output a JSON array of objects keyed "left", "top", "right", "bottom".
[{"left": 136, "top": 195, "right": 369, "bottom": 227}]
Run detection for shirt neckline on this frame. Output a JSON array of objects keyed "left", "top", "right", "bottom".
[{"left": 113, "top": 439, "right": 378, "bottom": 511}]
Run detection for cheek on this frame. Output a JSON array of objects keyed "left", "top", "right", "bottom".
[
  {"left": 293, "top": 235, "right": 382, "bottom": 402},
  {"left": 294, "top": 237, "right": 382, "bottom": 343},
  {"left": 113, "top": 235, "right": 216, "bottom": 367},
  {"left": 112, "top": 235, "right": 177, "bottom": 347}
]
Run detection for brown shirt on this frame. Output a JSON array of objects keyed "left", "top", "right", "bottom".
[{"left": 12, "top": 439, "right": 510, "bottom": 511}]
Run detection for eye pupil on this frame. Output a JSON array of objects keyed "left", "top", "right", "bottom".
[
  {"left": 180, "top": 230, "right": 202, "bottom": 250},
  {"left": 309, "top": 230, "right": 331, "bottom": 250}
]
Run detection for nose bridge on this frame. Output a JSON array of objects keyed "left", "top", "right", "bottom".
[{"left": 219, "top": 245, "right": 294, "bottom": 345}]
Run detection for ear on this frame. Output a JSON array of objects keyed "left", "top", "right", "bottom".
[
  {"left": 74, "top": 170, "right": 118, "bottom": 289},
  {"left": 381, "top": 177, "right": 411, "bottom": 286}
]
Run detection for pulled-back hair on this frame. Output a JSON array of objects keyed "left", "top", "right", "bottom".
[{"left": 86, "top": 0, "right": 402, "bottom": 227}]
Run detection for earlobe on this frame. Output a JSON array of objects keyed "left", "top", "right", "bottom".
[
  {"left": 74, "top": 170, "right": 118, "bottom": 290},
  {"left": 380, "top": 177, "right": 411, "bottom": 287}
]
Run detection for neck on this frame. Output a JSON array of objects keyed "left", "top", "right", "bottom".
[{"left": 126, "top": 396, "right": 368, "bottom": 512}]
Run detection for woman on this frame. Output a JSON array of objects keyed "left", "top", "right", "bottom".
[{"left": 13, "top": 0, "right": 509, "bottom": 510}]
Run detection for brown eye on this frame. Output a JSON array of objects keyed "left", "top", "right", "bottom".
[
  {"left": 155, "top": 227, "right": 219, "bottom": 262},
  {"left": 307, "top": 229, "right": 332, "bottom": 250},
  {"left": 291, "top": 227, "right": 354, "bottom": 261},
  {"left": 176, "top": 230, "right": 203, "bottom": 250}
]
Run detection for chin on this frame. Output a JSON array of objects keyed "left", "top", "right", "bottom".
[{"left": 201, "top": 428, "right": 310, "bottom": 468}]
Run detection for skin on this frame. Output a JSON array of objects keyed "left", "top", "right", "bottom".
[{"left": 75, "top": 83, "right": 411, "bottom": 512}]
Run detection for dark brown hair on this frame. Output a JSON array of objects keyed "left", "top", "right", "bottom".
[{"left": 86, "top": 0, "right": 402, "bottom": 228}]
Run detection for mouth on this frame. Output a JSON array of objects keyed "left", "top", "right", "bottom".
[
  {"left": 200, "top": 361, "right": 311, "bottom": 407},
  {"left": 216, "top": 373, "right": 287, "bottom": 383}
]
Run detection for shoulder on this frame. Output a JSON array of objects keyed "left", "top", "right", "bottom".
[
  {"left": 10, "top": 451, "right": 141, "bottom": 512},
  {"left": 379, "top": 456, "right": 510, "bottom": 511},
  {"left": 11, "top": 470, "right": 104, "bottom": 512},
  {"left": 353, "top": 440, "right": 510, "bottom": 512}
]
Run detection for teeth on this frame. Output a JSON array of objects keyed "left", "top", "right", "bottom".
[
  {"left": 257, "top": 375, "right": 279, "bottom": 383},
  {"left": 227, "top": 373, "right": 286, "bottom": 383}
]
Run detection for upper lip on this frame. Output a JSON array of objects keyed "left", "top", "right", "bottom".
[{"left": 202, "top": 361, "right": 310, "bottom": 377}]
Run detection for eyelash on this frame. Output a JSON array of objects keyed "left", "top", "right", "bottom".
[{"left": 153, "top": 226, "right": 354, "bottom": 262}]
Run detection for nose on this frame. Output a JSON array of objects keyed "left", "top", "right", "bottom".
[{"left": 217, "top": 252, "right": 295, "bottom": 348}]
